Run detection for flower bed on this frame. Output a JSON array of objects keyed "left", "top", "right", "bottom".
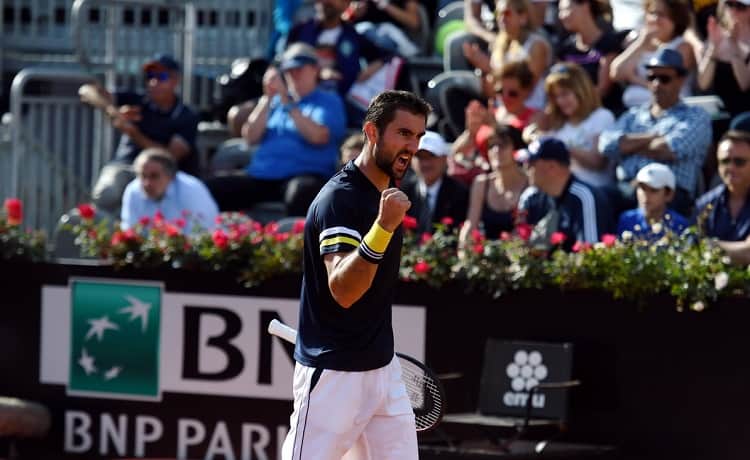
[{"left": 3, "top": 199, "right": 749, "bottom": 311}]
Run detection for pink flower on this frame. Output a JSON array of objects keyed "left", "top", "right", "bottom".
[
  {"left": 138, "top": 216, "right": 151, "bottom": 226},
  {"left": 212, "top": 229, "right": 229, "bottom": 249},
  {"left": 174, "top": 218, "right": 186, "bottom": 229},
  {"left": 473, "top": 243, "right": 484, "bottom": 254},
  {"left": 601, "top": 234, "right": 617, "bottom": 247},
  {"left": 516, "top": 223, "right": 532, "bottom": 241},
  {"left": 4, "top": 198, "right": 22, "bottom": 226},
  {"left": 214, "top": 215, "right": 224, "bottom": 225},
  {"left": 165, "top": 224, "right": 180, "bottom": 237},
  {"left": 264, "top": 222, "right": 279, "bottom": 235},
  {"left": 154, "top": 210, "right": 164, "bottom": 223},
  {"left": 414, "top": 260, "right": 431, "bottom": 274},
  {"left": 550, "top": 232, "right": 567, "bottom": 246},
  {"left": 440, "top": 216, "right": 454, "bottom": 226},
  {"left": 402, "top": 216, "right": 418, "bottom": 231},
  {"left": 470, "top": 229, "right": 484, "bottom": 242},
  {"left": 420, "top": 232, "right": 433, "bottom": 244},
  {"left": 275, "top": 232, "right": 290, "bottom": 242},
  {"left": 123, "top": 229, "right": 137, "bottom": 240},
  {"left": 77, "top": 203, "right": 96, "bottom": 220},
  {"left": 572, "top": 241, "right": 592, "bottom": 253},
  {"left": 292, "top": 219, "right": 306, "bottom": 234},
  {"left": 499, "top": 231, "right": 512, "bottom": 241}
]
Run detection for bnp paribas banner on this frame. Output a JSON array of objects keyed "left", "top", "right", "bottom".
[{"left": 40, "top": 278, "right": 426, "bottom": 459}]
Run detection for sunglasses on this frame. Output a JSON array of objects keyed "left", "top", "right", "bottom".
[
  {"left": 496, "top": 88, "right": 520, "bottom": 98},
  {"left": 726, "top": 0, "right": 749, "bottom": 10},
  {"left": 646, "top": 74, "right": 674, "bottom": 84},
  {"left": 145, "top": 71, "right": 171, "bottom": 82},
  {"left": 719, "top": 157, "right": 750, "bottom": 167}
]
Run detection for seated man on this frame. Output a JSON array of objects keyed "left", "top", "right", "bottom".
[
  {"left": 206, "top": 43, "right": 347, "bottom": 217},
  {"left": 121, "top": 148, "right": 218, "bottom": 233},
  {"left": 79, "top": 54, "right": 200, "bottom": 213},
  {"left": 519, "top": 138, "right": 613, "bottom": 251},
  {"left": 617, "top": 163, "right": 688, "bottom": 239},
  {"left": 598, "top": 47, "right": 712, "bottom": 216},
  {"left": 694, "top": 113, "right": 750, "bottom": 264},
  {"left": 402, "top": 131, "right": 469, "bottom": 233}
]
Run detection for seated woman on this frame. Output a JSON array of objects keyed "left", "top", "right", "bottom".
[
  {"left": 610, "top": 0, "right": 695, "bottom": 108},
  {"left": 459, "top": 123, "right": 529, "bottom": 244},
  {"left": 450, "top": 61, "right": 539, "bottom": 185},
  {"left": 524, "top": 62, "right": 615, "bottom": 187},
  {"left": 344, "top": 0, "right": 422, "bottom": 57}
]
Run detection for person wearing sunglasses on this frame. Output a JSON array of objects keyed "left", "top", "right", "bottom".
[
  {"left": 599, "top": 47, "right": 712, "bottom": 216},
  {"left": 697, "top": 0, "right": 750, "bottom": 118},
  {"left": 78, "top": 54, "right": 199, "bottom": 215},
  {"left": 694, "top": 112, "right": 750, "bottom": 261}
]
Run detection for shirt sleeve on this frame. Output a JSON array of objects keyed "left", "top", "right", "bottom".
[
  {"left": 120, "top": 180, "right": 138, "bottom": 230},
  {"left": 315, "top": 192, "right": 362, "bottom": 256},
  {"left": 307, "top": 92, "right": 347, "bottom": 144},
  {"left": 114, "top": 91, "right": 141, "bottom": 106},
  {"left": 172, "top": 108, "right": 199, "bottom": 152},
  {"left": 598, "top": 109, "right": 634, "bottom": 159},
  {"left": 189, "top": 179, "right": 220, "bottom": 231},
  {"left": 663, "top": 107, "right": 712, "bottom": 161}
]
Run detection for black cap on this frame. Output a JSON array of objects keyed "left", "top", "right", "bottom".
[
  {"left": 645, "top": 47, "right": 687, "bottom": 76},
  {"left": 526, "top": 137, "right": 570, "bottom": 165},
  {"left": 730, "top": 111, "right": 750, "bottom": 134},
  {"left": 143, "top": 54, "right": 180, "bottom": 72}
]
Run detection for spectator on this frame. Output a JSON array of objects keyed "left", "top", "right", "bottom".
[
  {"left": 450, "top": 61, "right": 539, "bottom": 185},
  {"left": 696, "top": 0, "right": 750, "bottom": 119},
  {"left": 464, "top": 0, "right": 499, "bottom": 45},
  {"left": 459, "top": 123, "right": 529, "bottom": 244},
  {"left": 519, "top": 137, "right": 613, "bottom": 250},
  {"left": 344, "top": 0, "right": 422, "bottom": 57},
  {"left": 599, "top": 47, "right": 712, "bottom": 216},
  {"left": 340, "top": 132, "right": 365, "bottom": 166},
  {"left": 556, "top": 0, "right": 624, "bottom": 110},
  {"left": 610, "top": 0, "right": 695, "bottom": 108},
  {"left": 121, "top": 148, "right": 218, "bottom": 233},
  {"left": 287, "top": 0, "right": 393, "bottom": 105},
  {"left": 402, "top": 131, "right": 470, "bottom": 233},
  {"left": 694, "top": 113, "right": 750, "bottom": 250},
  {"left": 617, "top": 162, "right": 688, "bottom": 238},
  {"left": 206, "top": 43, "right": 347, "bottom": 217},
  {"left": 463, "top": 0, "right": 552, "bottom": 110},
  {"left": 78, "top": 54, "right": 199, "bottom": 214},
  {"left": 525, "top": 62, "right": 615, "bottom": 188}
]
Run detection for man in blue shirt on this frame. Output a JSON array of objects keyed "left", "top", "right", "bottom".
[
  {"left": 617, "top": 163, "right": 688, "bottom": 239},
  {"left": 206, "top": 43, "right": 347, "bottom": 217},
  {"left": 598, "top": 47, "right": 712, "bottom": 216},
  {"left": 79, "top": 54, "right": 200, "bottom": 213},
  {"left": 694, "top": 112, "right": 750, "bottom": 264},
  {"left": 519, "top": 138, "right": 613, "bottom": 251},
  {"left": 121, "top": 148, "right": 218, "bottom": 234}
]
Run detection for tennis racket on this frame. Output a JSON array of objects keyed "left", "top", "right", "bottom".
[{"left": 267, "top": 319, "right": 445, "bottom": 432}]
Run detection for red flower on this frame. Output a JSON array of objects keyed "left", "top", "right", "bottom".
[
  {"left": 214, "top": 215, "right": 224, "bottom": 225},
  {"left": 4, "top": 198, "right": 22, "bottom": 226},
  {"left": 138, "top": 216, "right": 151, "bottom": 226},
  {"left": 601, "top": 234, "right": 617, "bottom": 247},
  {"left": 473, "top": 243, "right": 484, "bottom": 254},
  {"left": 264, "top": 222, "right": 280, "bottom": 235},
  {"left": 251, "top": 221, "right": 263, "bottom": 233},
  {"left": 154, "top": 210, "right": 164, "bottom": 222},
  {"left": 500, "top": 231, "right": 512, "bottom": 241},
  {"left": 550, "top": 232, "right": 567, "bottom": 245},
  {"left": 470, "top": 229, "right": 484, "bottom": 243},
  {"left": 414, "top": 260, "right": 431, "bottom": 274},
  {"left": 212, "top": 229, "right": 229, "bottom": 249},
  {"left": 516, "top": 223, "right": 533, "bottom": 241},
  {"left": 402, "top": 216, "right": 418, "bottom": 230},
  {"left": 77, "top": 203, "right": 96, "bottom": 220},
  {"left": 165, "top": 224, "right": 180, "bottom": 237},
  {"left": 420, "top": 232, "right": 433, "bottom": 244},
  {"left": 572, "top": 241, "right": 592, "bottom": 253},
  {"left": 123, "top": 229, "right": 137, "bottom": 241},
  {"left": 174, "top": 218, "right": 186, "bottom": 229},
  {"left": 111, "top": 231, "right": 124, "bottom": 246},
  {"left": 87, "top": 229, "right": 98, "bottom": 239},
  {"left": 275, "top": 232, "right": 290, "bottom": 242},
  {"left": 440, "top": 216, "right": 454, "bottom": 226},
  {"left": 292, "top": 219, "right": 306, "bottom": 234}
]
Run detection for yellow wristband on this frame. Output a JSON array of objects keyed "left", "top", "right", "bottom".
[{"left": 362, "top": 223, "right": 393, "bottom": 254}]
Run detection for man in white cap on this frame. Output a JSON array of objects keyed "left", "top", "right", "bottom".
[
  {"left": 616, "top": 162, "right": 688, "bottom": 238},
  {"left": 402, "top": 130, "right": 469, "bottom": 233}
]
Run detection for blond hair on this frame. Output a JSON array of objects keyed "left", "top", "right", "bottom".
[
  {"left": 543, "top": 62, "right": 601, "bottom": 129},
  {"left": 491, "top": 0, "right": 534, "bottom": 67}
]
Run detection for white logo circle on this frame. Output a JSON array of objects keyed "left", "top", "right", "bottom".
[{"left": 506, "top": 349, "right": 547, "bottom": 391}]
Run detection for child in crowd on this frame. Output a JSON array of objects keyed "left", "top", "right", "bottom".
[{"left": 617, "top": 163, "right": 688, "bottom": 238}]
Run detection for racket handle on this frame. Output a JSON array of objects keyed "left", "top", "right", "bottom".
[{"left": 268, "top": 319, "right": 298, "bottom": 344}]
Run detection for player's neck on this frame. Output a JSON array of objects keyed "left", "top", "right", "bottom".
[{"left": 355, "top": 150, "right": 390, "bottom": 192}]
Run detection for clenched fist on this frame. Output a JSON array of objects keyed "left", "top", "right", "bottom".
[{"left": 377, "top": 188, "right": 411, "bottom": 232}]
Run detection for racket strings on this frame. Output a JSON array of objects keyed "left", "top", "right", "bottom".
[{"left": 399, "top": 360, "right": 444, "bottom": 431}]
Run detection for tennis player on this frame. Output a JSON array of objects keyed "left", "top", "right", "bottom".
[{"left": 281, "top": 90, "right": 431, "bottom": 460}]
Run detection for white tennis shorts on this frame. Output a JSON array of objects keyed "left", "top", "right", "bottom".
[{"left": 281, "top": 355, "right": 418, "bottom": 460}]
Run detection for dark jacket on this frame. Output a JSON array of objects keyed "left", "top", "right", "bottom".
[{"left": 402, "top": 174, "right": 469, "bottom": 234}]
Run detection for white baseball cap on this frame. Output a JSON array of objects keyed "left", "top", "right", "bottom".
[
  {"left": 635, "top": 163, "right": 676, "bottom": 190},
  {"left": 417, "top": 131, "right": 449, "bottom": 157}
]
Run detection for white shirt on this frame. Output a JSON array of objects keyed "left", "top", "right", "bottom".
[{"left": 551, "top": 107, "right": 615, "bottom": 187}]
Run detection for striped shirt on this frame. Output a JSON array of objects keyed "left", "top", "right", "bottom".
[
  {"left": 295, "top": 161, "right": 402, "bottom": 371},
  {"left": 519, "top": 175, "right": 614, "bottom": 249}
]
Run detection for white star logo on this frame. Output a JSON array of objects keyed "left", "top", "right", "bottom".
[
  {"left": 119, "top": 295, "right": 152, "bottom": 333},
  {"left": 85, "top": 316, "right": 119, "bottom": 341},
  {"left": 78, "top": 348, "right": 97, "bottom": 375},
  {"left": 104, "top": 366, "right": 123, "bottom": 381}
]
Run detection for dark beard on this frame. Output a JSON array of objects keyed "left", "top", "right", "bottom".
[{"left": 374, "top": 145, "right": 404, "bottom": 181}]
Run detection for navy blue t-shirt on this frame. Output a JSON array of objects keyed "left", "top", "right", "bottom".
[
  {"left": 694, "top": 184, "right": 750, "bottom": 241},
  {"left": 295, "top": 161, "right": 402, "bottom": 371},
  {"left": 113, "top": 91, "right": 199, "bottom": 175}
]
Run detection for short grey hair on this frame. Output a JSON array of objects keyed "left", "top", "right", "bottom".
[{"left": 134, "top": 148, "right": 178, "bottom": 177}]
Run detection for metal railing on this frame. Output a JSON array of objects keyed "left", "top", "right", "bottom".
[{"left": 7, "top": 68, "right": 108, "bottom": 236}]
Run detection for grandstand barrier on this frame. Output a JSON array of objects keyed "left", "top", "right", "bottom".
[
  {"left": 8, "top": 68, "right": 108, "bottom": 237},
  {"left": 0, "top": 260, "right": 748, "bottom": 459}
]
